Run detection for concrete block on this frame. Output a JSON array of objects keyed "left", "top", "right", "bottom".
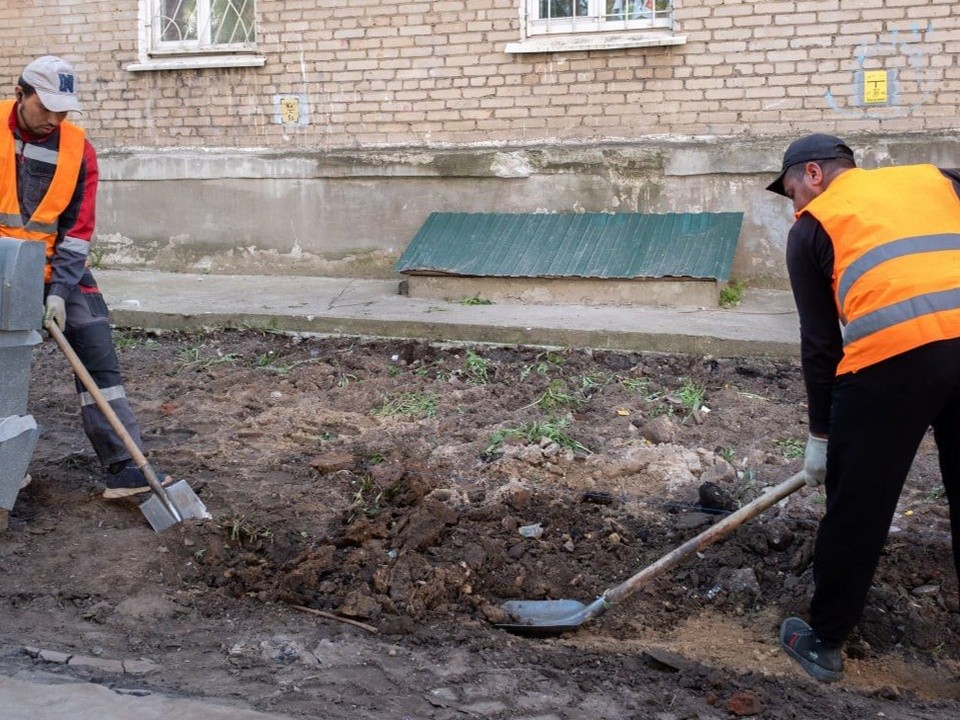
[
  {"left": 0, "top": 330, "right": 42, "bottom": 417},
  {"left": 0, "top": 238, "right": 45, "bottom": 331},
  {"left": 0, "top": 415, "right": 39, "bottom": 511}
]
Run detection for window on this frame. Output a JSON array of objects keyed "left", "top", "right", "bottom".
[
  {"left": 506, "top": 0, "right": 683, "bottom": 53},
  {"left": 530, "top": 0, "right": 673, "bottom": 36},
  {"left": 154, "top": 0, "right": 255, "bottom": 51},
  {"left": 130, "top": 0, "right": 265, "bottom": 71}
]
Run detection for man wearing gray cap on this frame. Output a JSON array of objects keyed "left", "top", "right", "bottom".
[
  {"left": 1, "top": 56, "right": 167, "bottom": 500},
  {"left": 768, "top": 134, "right": 960, "bottom": 682}
]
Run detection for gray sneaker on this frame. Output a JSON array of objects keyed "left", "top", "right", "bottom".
[{"left": 780, "top": 617, "right": 844, "bottom": 683}]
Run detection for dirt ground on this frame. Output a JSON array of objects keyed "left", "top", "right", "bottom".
[{"left": 3, "top": 327, "right": 960, "bottom": 719}]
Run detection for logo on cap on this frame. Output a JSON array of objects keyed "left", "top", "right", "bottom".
[{"left": 58, "top": 74, "right": 75, "bottom": 94}]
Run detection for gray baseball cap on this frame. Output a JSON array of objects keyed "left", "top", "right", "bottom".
[
  {"left": 20, "top": 56, "right": 82, "bottom": 113},
  {"left": 766, "top": 133, "right": 854, "bottom": 196}
]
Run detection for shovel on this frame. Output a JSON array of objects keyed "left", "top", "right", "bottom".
[
  {"left": 497, "top": 470, "right": 807, "bottom": 636},
  {"left": 46, "top": 321, "right": 211, "bottom": 532}
]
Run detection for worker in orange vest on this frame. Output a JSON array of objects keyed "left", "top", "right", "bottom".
[
  {"left": 767, "top": 133, "right": 960, "bottom": 682},
  {"left": 1, "top": 56, "right": 167, "bottom": 500}
]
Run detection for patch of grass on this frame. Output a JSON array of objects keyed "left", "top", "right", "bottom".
[
  {"left": 676, "top": 379, "right": 706, "bottom": 411},
  {"left": 459, "top": 295, "right": 494, "bottom": 306},
  {"left": 774, "top": 437, "right": 805, "bottom": 460},
  {"left": 177, "top": 346, "right": 241, "bottom": 371},
  {"left": 256, "top": 357, "right": 320, "bottom": 376},
  {"left": 414, "top": 361, "right": 451, "bottom": 381},
  {"left": 536, "top": 379, "right": 586, "bottom": 412},
  {"left": 372, "top": 392, "right": 438, "bottom": 419},
  {"left": 620, "top": 376, "right": 661, "bottom": 400},
  {"left": 486, "top": 417, "right": 591, "bottom": 455},
  {"left": 349, "top": 476, "right": 385, "bottom": 519},
  {"left": 332, "top": 362, "right": 360, "bottom": 387},
  {"left": 463, "top": 350, "right": 491, "bottom": 385},
  {"left": 720, "top": 279, "right": 744, "bottom": 307},
  {"left": 222, "top": 515, "right": 274, "bottom": 547},
  {"left": 520, "top": 351, "right": 566, "bottom": 380},
  {"left": 113, "top": 331, "right": 159, "bottom": 352},
  {"left": 718, "top": 446, "right": 736, "bottom": 463},
  {"left": 579, "top": 372, "right": 611, "bottom": 392}
]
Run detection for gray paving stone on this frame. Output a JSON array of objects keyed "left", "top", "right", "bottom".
[
  {"left": 67, "top": 655, "right": 126, "bottom": 674},
  {"left": 122, "top": 659, "right": 161, "bottom": 675},
  {"left": 38, "top": 650, "right": 72, "bottom": 665}
]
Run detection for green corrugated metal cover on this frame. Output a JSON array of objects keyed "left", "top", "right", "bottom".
[{"left": 395, "top": 212, "right": 743, "bottom": 281}]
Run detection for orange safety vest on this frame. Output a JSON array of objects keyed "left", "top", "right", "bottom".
[
  {"left": 0, "top": 99, "right": 85, "bottom": 282},
  {"left": 801, "top": 164, "right": 960, "bottom": 374}
]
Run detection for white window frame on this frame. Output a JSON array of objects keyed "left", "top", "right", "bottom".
[
  {"left": 128, "top": 0, "right": 266, "bottom": 72},
  {"left": 506, "top": 0, "right": 685, "bottom": 54}
]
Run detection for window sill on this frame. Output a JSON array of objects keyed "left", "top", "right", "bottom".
[
  {"left": 505, "top": 32, "right": 685, "bottom": 54},
  {"left": 127, "top": 55, "right": 266, "bottom": 72}
]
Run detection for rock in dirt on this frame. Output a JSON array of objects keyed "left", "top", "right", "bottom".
[
  {"left": 698, "top": 481, "right": 736, "bottom": 512},
  {"left": 309, "top": 451, "right": 355, "bottom": 473},
  {"left": 339, "top": 591, "right": 382, "bottom": 620},
  {"left": 700, "top": 460, "right": 736, "bottom": 485},
  {"left": 726, "top": 691, "right": 763, "bottom": 716},
  {"left": 640, "top": 415, "right": 677, "bottom": 444},
  {"left": 726, "top": 567, "right": 762, "bottom": 599},
  {"left": 763, "top": 520, "right": 794, "bottom": 551}
]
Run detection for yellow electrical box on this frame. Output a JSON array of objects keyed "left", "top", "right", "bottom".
[{"left": 864, "top": 70, "right": 888, "bottom": 104}]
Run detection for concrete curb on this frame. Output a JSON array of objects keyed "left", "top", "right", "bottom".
[{"left": 97, "top": 270, "right": 801, "bottom": 359}]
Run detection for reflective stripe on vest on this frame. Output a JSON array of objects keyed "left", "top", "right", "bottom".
[
  {"left": 801, "top": 165, "right": 960, "bottom": 374},
  {"left": 0, "top": 99, "right": 86, "bottom": 282}
]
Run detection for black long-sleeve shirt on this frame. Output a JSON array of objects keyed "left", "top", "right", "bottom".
[{"left": 786, "top": 168, "right": 960, "bottom": 435}]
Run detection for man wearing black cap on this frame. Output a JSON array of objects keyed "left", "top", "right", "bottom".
[
  {"left": 1, "top": 56, "right": 169, "bottom": 500},
  {"left": 768, "top": 133, "right": 960, "bottom": 682}
]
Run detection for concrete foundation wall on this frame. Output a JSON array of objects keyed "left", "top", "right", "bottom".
[
  {"left": 1, "top": 2, "right": 959, "bottom": 288},
  {"left": 93, "top": 135, "right": 960, "bottom": 288}
]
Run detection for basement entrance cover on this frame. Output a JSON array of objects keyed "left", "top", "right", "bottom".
[{"left": 395, "top": 212, "right": 744, "bottom": 307}]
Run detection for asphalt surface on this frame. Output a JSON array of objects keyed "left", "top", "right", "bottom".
[{"left": 5, "top": 268, "right": 801, "bottom": 717}]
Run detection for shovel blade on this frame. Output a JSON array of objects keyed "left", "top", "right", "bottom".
[
  {"left": 139, "top": 480, "right": 211, "bottom": 532},
  {"left": 496, "top": 597, "right": 607, "bottom": 637}
]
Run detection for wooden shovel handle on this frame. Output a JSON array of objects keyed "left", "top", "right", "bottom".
[
  {"left": 604, "top": 471, "right": 808, "bottom": 606},
  {"left": 46, "top": 321, "right": 169, "bottom": 499}
]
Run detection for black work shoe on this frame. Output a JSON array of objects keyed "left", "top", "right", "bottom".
[
  {"left": 103, "top": 463, "right": 170, "bottom": 500},
  {"left": 780, "top": 617, "right": 844, "bottom": 683}
]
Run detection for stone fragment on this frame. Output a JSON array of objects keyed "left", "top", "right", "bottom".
[
  {"left": 67, "top": 655, "right": 125, "bottom": 673},
  {"left": 123, "top": 658, "right": 162, "bottom": 675}
]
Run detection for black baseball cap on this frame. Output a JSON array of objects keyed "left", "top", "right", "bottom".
[{"left": 766, "top": 133, "right": 855, "bottom": 196}]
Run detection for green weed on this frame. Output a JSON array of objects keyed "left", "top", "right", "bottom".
[
  {"left": 719, "top": 279, "right": 744, "bottom": 307},
  {"left": 620, "top": 376, "right": 661, "bottom": 400},
  {"left": 350, "top": 476, "right": 385, "bottom": 518},
  {"left": 178, "top": 346, "right": 241, "bottom": 371},
  {"left": 536, "top": 379, "right": 586, "bottom": 412},
  {"left": 223, "top": 515, "right": 274, "bottom": 547},
  {"left": 464, "top": 350, "right": 491, "bottom": 385},
  {"left": 459, "top": 295, "right": 494, "bottom": 306},
  {"left": 372, "top": 392, "right": 438, "bottom": 419},
  {"left": 774, "top": 437, "right": 805, "bottom": 460},
  {"left": 486, "top": 418, "right": 591, "bottom": 455},
  {"left": 677, "top": 379, "right": 706, "bottom": 411}
]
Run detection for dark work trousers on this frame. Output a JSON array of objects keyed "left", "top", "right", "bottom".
[
  {"left": 810, "top": 337, "right": 960, "bottom": 647},
  {"left": 55, "top": 284, "right": 144, "bottom": 470}
]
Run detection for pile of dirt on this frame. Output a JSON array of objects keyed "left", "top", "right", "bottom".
[{"left": 2, "top": 328, "right": 958, "bottom": 719}]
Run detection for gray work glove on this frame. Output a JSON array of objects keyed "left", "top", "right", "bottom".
[
  {"left": 44, "top": 294, "right": 66, "bottom": 330},
  {"left": 803, "top": 434, "right": 828, "bottom": 487}
]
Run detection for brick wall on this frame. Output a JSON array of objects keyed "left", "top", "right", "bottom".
[{"left": 2, "top": 1, "right": 958, "bottom": 150}]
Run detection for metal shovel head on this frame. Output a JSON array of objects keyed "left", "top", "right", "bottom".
[
  {"left": 496, "top": 597, "right": 607, "bottom": 637},
  {"left": 140, "top": 480, "right": 212, "bottom": 532}
]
